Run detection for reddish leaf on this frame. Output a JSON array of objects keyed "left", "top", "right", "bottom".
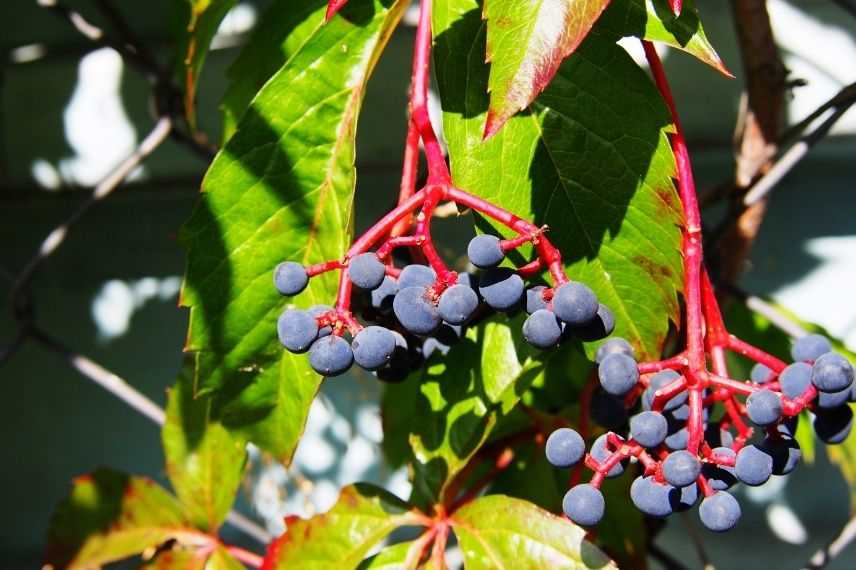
[{"left": 482, "top": 0, "right": 613, "bottom": 139}]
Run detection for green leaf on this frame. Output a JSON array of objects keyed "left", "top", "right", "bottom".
[
  {"left": 357, "top": 541, "right": 424, "bottom": 569},
  {"left": 162, "top": 362, "right": 248, "bottom": 532},
  {"left": 450, "top": 495, "right": 616, "bottom": 569},
  {"left": 46, "top": 469, "right": 203, "bottom": 569},
  {"left": 221, "top": 0, "right": 329, "bottom": 141},
  {"left": 434, "top": 0, "right": 683, "bottom": 360},
  {"left": 177, "top": 0, "right": 238, "bottom": 126},
  {"left": 482, "top": 0, "right": 613, "bottom": 138},
  {"left": 383, "top": 315, "right": 550, "bottom": 506},
  {"left": 263, "top": 484, "right": 422, "bottom": 570},
  {"left": 179, "top": 0, "right": 406, "bottom": 460},
  {"left": 598, "top": 0, "right": 728, "bottom": 75}
]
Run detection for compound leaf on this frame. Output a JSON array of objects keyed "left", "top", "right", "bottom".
[{"left": 179, "top": 0, "right": 405, "bottom": 460}]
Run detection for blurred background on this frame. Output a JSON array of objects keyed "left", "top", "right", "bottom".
[{"left": 1, "top": 0, "right": 855, "bottom": 567}]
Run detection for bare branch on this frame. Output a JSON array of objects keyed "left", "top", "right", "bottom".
[
  {"left": 8, "top": 117, "right": 172, "bottom": 315},
  {"left": 802, "top": 514, "right": 856, "bottom": 569},
  {"left": 744, "top": 83, "right": 856, "bottom": 206}
]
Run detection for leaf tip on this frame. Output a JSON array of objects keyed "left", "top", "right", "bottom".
[{"left": 482, "top": 110, "right": 506, "bottom": 141}]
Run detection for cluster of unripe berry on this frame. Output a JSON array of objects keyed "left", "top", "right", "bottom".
[
  {"left": 546, "top": 333, "right": 855, "bottom": 532},
  {"left": 274, "top": 233, "right": 614, "bottom": 381}
]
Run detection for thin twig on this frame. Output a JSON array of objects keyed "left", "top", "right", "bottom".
[
  {"left": 8, "top": 117, "right": 172, "bottom": 315},
  {"left": 802, "top": 514, "right": 856, "bottom": 569},
  {"left": 25, "top": 327, "right": 273, "bottom": 545},
  {"left": 744, "top": 87, "right": 856, "bottom": 205}
]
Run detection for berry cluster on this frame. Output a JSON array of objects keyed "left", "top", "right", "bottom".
[
  {"left": 547, "top": 333, "right": 854, "bottom": 532},
  {"left": 273, "top": 187, "right": 614, "bottom": 380}
]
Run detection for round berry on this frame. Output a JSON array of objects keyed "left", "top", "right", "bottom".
[
  {"left": 545, "top": 428, "right": 585, "bottom": 468},
  {"left": 662, "top": 450, "right": 701, "bottom": 488},
  {"left": 699, "top": 492, "right": 741, "bottom": 532},
  {"left": 595, "top": 337, "right": 635, "bottom": 364},
  {"left": 814, "top": 405, "right": 854, "bottom": 444},
  {"left": 562, "top": 484, "right": 604, "bottom": 527},
  {"left": 438, "top": 284, "right": 479, "bottom": 325},
  {"left": 598, "top": 352, "right": 639, "bottom": 396},
  {"left": 309, "top": 335, "right": 353, "bottom": 376},
  {"left": 478, "top": 267, "right": 524, "bottom": 311},
  {"left": 277, "top": 309, "right": 318, "bottom": 353},
  {"left": 703, "top": 448, "right": 737, "bottom": 491},
  {"left": 374, "top": 331, "right": 411, "bottom": 383},
  {"left": 630, "top": 411, "right": 668, "bottom": 448},
  {"left": 674, "top": 483, "right": 699, "bottom": 512},
  {"left": 779, "top": 362, "right": 812, "bottom": 398},
  {"left": 274, "top": 261, "right": 308, "bottom": 296},
  {"left": 630, "top": 476, "right": 675, "bottom": 518},
  {"left": 811, "top": 352, "right": 854, "bottom": 393},
  {"left": 664, "top": 427, "right": 688, "bottom": 451},
  {"left": 308, "top": 305, "right": 332, "bottom": 338},
  {"left": 467, "top": 234, "right": 504, "bottom": 268},
  {"left": 522, "top": 309, "right": 562, "bottom": 349},
  {"left": 348, "top": 253, "right": 386, "bottom": 290},
  {"left": 352, "top": 326, "right": 397, "bottom": 371},
  {"left": 734, "top": 445, "right": 772, "bottom": 486},
  {"left": 552, "top": 282, "right": 599, "bottom": 326},
  {"left": 746, "top": 389, "right": 782, "bottom": 426},
  {"left": 398, "top": 264, "right": 436, "bottom": 289},
  {"left": 393, "top": 286, "right": 441, "bottom": 335},
  {"left": 750, "top": 363, "right": 774, "bottom": 384},
  {"left": 525, "top": 286, "right": 548, "bottom": 314},
  {"left": 791, "top": 333, "right": 831, "bottom": 362},
  {"left": 818, "top": 387, "right": 851, "bottom": 409}
]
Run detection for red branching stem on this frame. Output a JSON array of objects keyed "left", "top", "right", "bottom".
[
  {"left": 391, "top": 122, "right": 422, "bottom": 237},
  {"left": 637, "top": 354, "right": 688, "bottom": 374},
  {"left": 410, "top": 0, "right": 449, "bottom": 184},
  {"left": 516, "top": 259, "right": 544, "bottom": 278},
  {"left": 376, "top": 235, "right": 424, "bottom": 259},
  {"left": 449, "top": 447, "right": 515, "bottom": 513},
  {"left": 651, "top": 376, "right": 688, "bottom": 411},
  {"left": 306, "top": 259, "right": 343, "bottom": 277},
  {"left": 727, "top": 336, "right": 787, "bottom": 372}
]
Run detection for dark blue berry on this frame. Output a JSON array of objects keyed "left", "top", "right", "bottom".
[
  {"left": 642, "top": 370, "right": 687, "bottom": 411},
  {"left": 308, "top": 305, "right": 332, "bottom": 338},
  {"left": 662, "top": 450, "right": 701, "bottom": 488},
  {"left": 562, "top": 484, "right": 604, "bottom": 527},
  {"left": 818, "top": 387, "right": 851, "bottom": 409},
  {"left": 352, "top": 326, "right": 396, "bottom": 371},
  {"left": 348, "top": 253, "right": 386, "bottom": 290},
  {"left": 760, "top": 436, "right": 801, "bottom": 475},
  {"left": 811, "top": 352, "right": 854, "bottom": 393},
  {"left": 746, "top": 389, "right": 782, "bottom": 426},
  {"left": 630, "top": 476, "right": 675, "bottom": 518},
  {"left": 595, "top": 337, "right": 634, "bottom": 364},
  {"left": 308, "top": 335, "right": 353, "bottom": 376},
  {"left": 525, "top": 286, "right": 548, "bottom": 314},
  {"left": 814, "top": 405, "right": 854, "bottom": 444},
  {"left": 734, "top": 445, "right": 772, "bottom": 486},
  {"left": 478, "top": 267, "right": 524, "bottom": 311},
  {"left": 438, "top": 284, "right": 479, "bottom": 325},
  {"left": 552, "top": 282, "right": 599, "bottom": 326},
  {"left": 545, "top": 428, "right": 585, "bottom": 468},
  {"left": 393, "top": 286, "right": 441, "bottom": 335},
  {"left": 467, "top": 234, "right": 504, "bottom": 268},
  {"left": 277, "top": 309, "right": 318, "bottom": 353},
  {"left": 630, "top": 411, "right": 668, "bottom": 448},
  {"left": 780, "top": 362, "right": 812, "bottom": 398},
  {"left": 699, "top": 492, "right": 741, "bottom": 532},
  {"left": 522, "top": 309, "right": 562, "bottom": 349},
  {"left": 274, "top": 261, "right": 308, "bottom": 296},
  {"left": 598, "top": 353, "right": 639, "bottom": 396},
  {"left": 370, "top": 276, "right": 398, "bottom": 313},
  {"left": 398, "top": 264, "right": 436, "bottom": 289},
  {"left": 791, "top": 334, "right": 831, "bottom": 362},
  {"left": 750, "top": 363, "right": 774, "bottom": 384},
  {"left": 591, "top": 434, "right": 624, "bottom": 478}
]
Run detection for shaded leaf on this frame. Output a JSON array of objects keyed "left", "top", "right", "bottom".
[
  {"left": 383, "top": 314, "right": 549, "bottom": 506},
  {"left": 162, "top": 362, "right": 247, "bottom": 532},
  {"left": 179, "top": 0, "right": 406, "bottom": 460},
  {"left": 434, "top": 0, "right": 683, "bottom": 361},
  {"left": 598, "top": 0, "right": 728, "bottom": 75},
  {"left": 450, "top": 494, "right": 616, "bottom": 569},
  {"left": 482, "top": 0, "right": 612, "bottom": 138},
  {"left": 177, "top": 0, "right": 238, "bottom": 126},
  {"left": 262, "top": 484, "right": 422, "bottom": 570},
  {"left": 221, "top": 0, "right": 328, "bottom": 141},
  {"left": 46, "top": 469, "right": 204, "bottom": 569}
]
